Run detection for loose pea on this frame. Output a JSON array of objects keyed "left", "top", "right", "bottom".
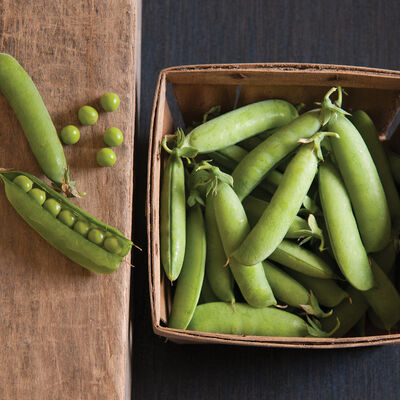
[
  {"left": 88, "top": 229, "right": 105, "bottom": 245},
  {"left": 58, "top": 210, "right": 76, "bottom": 227},
  {"left": 74, "top": 220, "right": 90, "bottom": 237},
  {"left": 13, "top": 175, "right": 33, "bottom": 192},
  {"left": 78, "top": 105, "right": 98, "bottom": 125},
  {"left": 60, "top": 125, "right": 80, "bottom": 145},
  {"left": 97, "top": 148, "right": 117, "bottom": 167},
  {"left": 43, "top": 198, "right": 61, "bottom": 217},
  {"left": 104, "top": 127, "right": 124, "bottom": 147},
  {"left": 100, "top": 92, "right": 120, "bottom": 112},
  {"left": 28, "top": 188, "right": 46, "bottom": 205},
  {"left": 104, "top": 237, "right": 122, "bottom": 254}
]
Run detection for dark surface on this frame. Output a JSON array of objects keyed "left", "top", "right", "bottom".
[{"left": 132, "top": 1, "right": 400, "bottom": 399}]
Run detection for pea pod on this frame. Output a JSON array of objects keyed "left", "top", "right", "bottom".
[
  {"left": 386, "top": 149, "right": 400, "bottom": 186},
  {"left": 321, "top": 286, "right": 368, "bottom": 338},
  {"left": 212, "top": 182, "right": 276, "bottom": 308},
  {"left": 183, "top": 100, "right": 298, "bottom": 153},
  {"left": 289, "top": 270, "right": 349, "bottom": 308},
  {"left": 199, "top": 276, "right": 219, "bottom": 304},
  {"left": 350, "top": 110, "right": 400, "bottom": 222},
  {"left": 0, "top": 171, "right": 132, "bottom": 274},
  {"left": 232, "top": 110, "right": 322, "bottom": 200},
  {"left": 318, "top": 160, "right": 374, "bottom": 291},
  {"left": 233, "top": 142, "right": 319, "bottom": 265},
  {"left": 327, "top": 113, "right": 391, "bottom": 252},
  {"left": 160, "top": 152, "right": 186, "bottom": 282},
  {"left": 362, "top": 258, "right": 400, "bottom": 330},
  {"left": 187, "top": 302, "right": 334, "bottom": 337},
  {"left": 0, "top": 54, "right": 68, "bottom": 188},
  {"left": 243, "top": 196, "right": 310, "bottom": 239},
  {"left": 205, "top": 195, "right": 235, "bottom": 304},
  {"left": 373, "top": 239, "right": 398, "bottom": 275},
  {"left": 168, "top": 205, "right": 206, "bottom": 329},
  {"left": 262, "top": 261, "right": 331, "bottom": 317}
]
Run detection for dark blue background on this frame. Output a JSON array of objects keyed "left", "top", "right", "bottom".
[{"left": 132, "top": 1, "right": 400, "bottom": 399}]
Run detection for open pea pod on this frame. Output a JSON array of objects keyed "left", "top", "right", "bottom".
[{"left": 0, "top": 170, "right": 132, "bottom": 274}]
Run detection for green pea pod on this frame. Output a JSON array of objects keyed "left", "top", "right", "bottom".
[
  {"left": 205, "top": 195, "right": 235, "bottom": 304},
  {"left": 188, "top": 302, "right": 334, "bottom": 337},
  {"left": 232, "top": 110, "right": 321, "bottom": 201},
  {"left": 243, "top": 196, "right": 310, "bottom": 238},
  {"left": 0, "top": 171, "right": 132, "bottom": 273},
  {"left": 321, "top": 286, "right": 368, "bottom": 338},
  {"left": 350, "top": 110, "right": 400, "bottom": 221},
  {"left": 318, "top": 160, "right": 374, "bottom": 291},
  {"left": 183, "top": 100, "right": 298, "bottom": 154},
  {"left": 160, "top": 152, "right": 186, "bottom": 282},
  {"left": 0, "top": 54, "right": 68, "bottom": 188},
  {"left": 362, "top": 258, "right": 400, "bottom": 330},
  {"left": 372, "top": 239, "right": 398, "bottom": 275},
  {"left": 168, "top": 205, "right": 206, "bottom": 329},
  {"left": 212, "top": 182, "right": 276, "bottom": 308},
  {"left": 289, "top": 270, "right": 349, "bottom": 308},
  {"left": 262, "top": 261, "right": 331, "bottom": 318},
  {"left": 268, "top": 240, "right": 338, "bottom": 279},
  {"left": 327, "top": 113, "right": 391, "bottom": 252},
  {"left": 233, "top": 142, "right": 319, "bottom": 265}
]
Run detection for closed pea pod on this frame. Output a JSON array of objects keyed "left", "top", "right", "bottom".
[
  {"left": 0, "top": 53, "right": 71, "bottom": 190},
  {"left": 188, "top": 302, "right": 335, "bottom": 337},
  {"left": 262, "top": 261, "right": 331, "bottom": 317},
  {"left": 327, "top": 111, "right": 390, "bottom": 252},
  {"left": 318, "top": 160, "right": 374, "bottom": 291},
  {"left": 233, "top": 142, "right": 319, "bottom": 266},
  {"left": 350, "top": 110, "right": 400, "bottom": 222},
  {"left": 372, "top": 240, "right": 398, "bottom": 275},
  {"left": 0, "top": 171, "right": 132, "bottom": 273},
  {"left": 212, "top": 182, "right": 276, "bottom": 308},
  {"left": 183, "top": 100, "right": 298, "bottom": 154},
  {"left": 168, "top": 205, "right": 206, "bottom": 329},
  {"left": 232, "top": 109, "right": 322, "bottom": 201},
  {"left": 205, "top": 194, "right": 235, "bottom": 304},
  {"left": 386, "top": 149, "right": 400, "bottom": 186},
  {"left": 199, "top": 276, "right": 219, "bottom": 304}
]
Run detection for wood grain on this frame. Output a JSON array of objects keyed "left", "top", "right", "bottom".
[{"left": 0, "top": 1, "right": 136, "bottom": 399}]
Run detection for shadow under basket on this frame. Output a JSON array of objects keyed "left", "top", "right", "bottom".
[{"left": 147, "top": 63, "right": 400, "bottom": 349}]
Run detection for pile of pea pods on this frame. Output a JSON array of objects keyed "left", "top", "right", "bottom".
[{"left": 160, "top": 87, "right": 400, "bottom": 338}]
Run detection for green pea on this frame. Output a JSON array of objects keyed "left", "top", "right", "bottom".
[
  {"left": 28, "top": 188, "right": 46, "bottom": 205},
  {"left": 43, "top": 198, "right": 61, "bottom": 217},
  {"left": 100, "top": 92, "right": 120, "bottom": 112},
  {"left": 104, "top": 127, "right": 124, "bottom": 147},
  {"left": 74, "top": 220, "right": 90, "bottom": 237},
  {"left": 13, "top": 175, "right": 33, "bottom": 192},
  {"left": 96, "top": 148, "right": 117, "bottom": 167},
  {"left": 78, "top": 105, "right": 98, "bottom": 125},
  {"left": 104, "top": 237, "right": 122, "bottom": 254},
  {"left": 60, "top": 125, "right": 80, "bottom": 145},
  {"left": 88, "top": 229, "right": 105, "bottom": 245},
  {"left": 58, "top": 209, "right": 76, "bottom": 227}
]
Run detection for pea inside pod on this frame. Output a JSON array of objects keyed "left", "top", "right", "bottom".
[{"left": 0, "top": 170, "right": 132, "bottom": 273}]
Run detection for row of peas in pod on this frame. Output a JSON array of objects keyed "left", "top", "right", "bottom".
[
  {"left": 159, "top": 86, "right": 400, "bottom": 338},
  {"left": 0, "top": 53, "right": 132, "bottom": 274},
  {"left": 60, "top": 93, "right": 124, "bottom": 167}
]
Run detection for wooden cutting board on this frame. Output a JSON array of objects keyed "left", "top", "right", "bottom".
[{"left": 0, "top": 1, "right": 137, "bottom": 399}]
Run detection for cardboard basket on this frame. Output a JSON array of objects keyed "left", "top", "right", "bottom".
[{"left": 147, "top": 63, "right": 400, "bottom": 349}]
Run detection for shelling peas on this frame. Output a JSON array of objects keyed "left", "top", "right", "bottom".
[
  {"left": 104, "top": 237, "right": 122, "bottom": 255},
  {"left": 43, "top": 198, "right": 61, "bottom": 217},
  {"left": 78, "top": 105, "right": 98, "bottom": 125},
  {"left": 29, "top": 188, "right": 46, "bottom": 205},
  {"left": 60, "top": 125, "right": 80, "bottom": 145},
  {"left": 13, "top": 175, "right": 33, "bottom": 192},
  {"left": 97, "top": 148, "right": 117, "bottom": 167},
  {"left": 104, "top": 127, "right": 124, "bottom": 147},
  {"left": 101, "top": 92, "right": 120, "bottom": 112},
  {"left": 88, "top": 229, "right": 105, "bottom": 245},
  {"left": 74, "top": 220, "right": 90, "bottom": 237},
  {"left": 58, "top": 210, "right": 76, "bottom": 227}
]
